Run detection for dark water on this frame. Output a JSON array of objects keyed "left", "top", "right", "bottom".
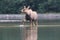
[
  {"left": 38, "top": 27, "right": 60, "bottom": 40},
  {"left": 0, "top": 27, "right": 60, "bottom": 40},
  {"left": 0, "top": 27, "right": 21, "bottom": 40}
]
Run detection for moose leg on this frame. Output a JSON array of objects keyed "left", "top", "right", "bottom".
[
  {"left": 22, "top": 19, "right": 26, "bottom": 25},
  {"left": 35, "top": 20, "right": 38, "bottom": 27},
  {"left": 33, "top": 21, "right": 35, "bottom": 27},
  {"left": 30, "top": 20, "right": 33, "bottom": 30}
]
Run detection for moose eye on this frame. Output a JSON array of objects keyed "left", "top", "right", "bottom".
[{"left": 23, "top": 9, "right": 25, "bottom": 11}]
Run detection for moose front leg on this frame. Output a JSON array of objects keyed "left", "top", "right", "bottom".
[
  {"left": 22, "top": 19, "right": 26, "bottom": 25},
  {"left": 32, "top": 21, "right": 35, "bottom": 27}
]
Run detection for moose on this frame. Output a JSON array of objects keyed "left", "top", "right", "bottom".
[{"left": 21, "top": 6, "right": 38, "bottom": 28}]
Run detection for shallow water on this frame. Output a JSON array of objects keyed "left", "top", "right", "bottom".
[
  {"left": 0, "top": 26, "right": 60, "bottom": 40},
  {"left": 38, "top": 27, "right": 60, "bottom": 40}
]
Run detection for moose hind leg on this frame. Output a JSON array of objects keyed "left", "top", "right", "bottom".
[
  {"left": 30, "top": 20, "right": 33, "bottom": 30},
  {"left": 34, "top": 20, "right": 38, "bottom": 27}
]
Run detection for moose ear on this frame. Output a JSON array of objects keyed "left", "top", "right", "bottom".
[
  {"left": 24, "top": 6, "right": 26, "bottom": 9},
  {"left": 27, "top": 6, "right": 30, "bottom": 9}
]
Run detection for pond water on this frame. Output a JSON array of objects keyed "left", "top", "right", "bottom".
[{"left": 0, "top": 25, "right": 60, "bottom": 40}]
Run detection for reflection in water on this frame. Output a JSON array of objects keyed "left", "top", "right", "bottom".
[{"left": 0, "top": 26, "right": 60, "bottom": 40}]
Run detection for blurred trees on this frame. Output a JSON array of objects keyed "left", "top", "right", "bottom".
[{"left": 0, "top": 0, "right": 60, "bottom": 14}]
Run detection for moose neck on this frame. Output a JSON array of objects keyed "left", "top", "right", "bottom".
[{"left": 25, "top": 9, "right": 32, "bottom": 15}]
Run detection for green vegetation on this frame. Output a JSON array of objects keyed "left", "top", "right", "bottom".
[{"left": 0, "top": 0, "right": 60, "bottom": 14}]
